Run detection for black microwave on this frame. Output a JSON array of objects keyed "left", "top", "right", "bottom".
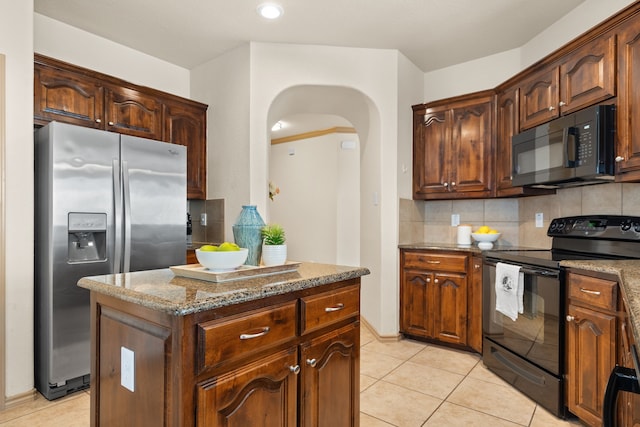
[{"left": 511, "top": 104, "right": 616, "bottom": 187}]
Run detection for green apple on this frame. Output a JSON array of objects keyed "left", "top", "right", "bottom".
[{"left": 199, "top": 244, "right": 218, "bottom": 252}]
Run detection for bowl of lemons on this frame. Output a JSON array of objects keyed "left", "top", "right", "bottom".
[
  {"left": 195, "top": 242, "right": 249, "bottom": 271},
  {"left": 471, "top": 226, "right": 501, "bottom": 250}
]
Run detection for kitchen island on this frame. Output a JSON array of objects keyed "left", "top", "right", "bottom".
[{"left": 78, "top": 262, "right": 369, "bottom": 427}]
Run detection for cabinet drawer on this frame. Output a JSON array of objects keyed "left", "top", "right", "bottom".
[
  {"left": 197, "top": 301, "right": 297, "bottom": 372},
  {"left": 402, "top": 251, "right": 467, "bottom": 272},
  {"left": 301, "top": 285, "right": 359, "bottom": 335},
  {"left": 567, "top": 273, "right": 617, "bottom": 311}
]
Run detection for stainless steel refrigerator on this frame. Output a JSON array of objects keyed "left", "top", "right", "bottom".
[{"left": 34, "top": 121, "right": 187, "bottom": 400}]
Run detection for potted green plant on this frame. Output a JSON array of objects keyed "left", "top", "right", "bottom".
[{"left": 261, "top": 224, "right": 287, "bottom": 266}]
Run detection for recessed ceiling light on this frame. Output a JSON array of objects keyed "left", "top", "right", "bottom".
[{"left": 257, "top": 3, "right": 283, "bottom": 20}]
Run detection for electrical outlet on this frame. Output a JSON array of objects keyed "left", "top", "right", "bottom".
[
  {"left": 451, "top": 214, "right": 460, "bottom": 227},
  {"left": 121, "top": 346, "right": 135, "bottom": 392},
  {"left": 535, "top": 212, "right": 544, "bottom": 228},
  {"left": 200, "top": 213, "right": 207, "bottom": 226}
]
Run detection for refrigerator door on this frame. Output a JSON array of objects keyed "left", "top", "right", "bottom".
[
  {"left": 120, "top": 135, "right": 187, "bottom": 271},
  {"left": 35, "top": 122, "right": 120, "bottom": 398}
]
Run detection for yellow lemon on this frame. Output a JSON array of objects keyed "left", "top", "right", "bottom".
[
  {"left": 218, "top": 242, "right": 240, "bottom": 252},
  {"left": 477, "top": 225, "right": 490, "bottom": 234},
  {"left": 489, "top": 229, "right": 499, "bottom": 234},
  {"left": 199, "top": 244, "right": 218, "bottom": 252}
]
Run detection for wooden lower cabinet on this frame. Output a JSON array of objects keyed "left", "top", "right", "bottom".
[
  {"left": 90, "top": 279, "right": 361, "bottom": 426},
  {"left": 399, "top": 249, "right": 481, "bottom": 352},
  {"left": 565, "top": 269, "right": 640, "bottom": 427},
  {"left": 196, "top": 347, "right": 299, "bottom": 426}
]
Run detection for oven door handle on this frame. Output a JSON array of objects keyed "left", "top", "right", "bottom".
[{"left": 484, "top": 260, "right": 559, "bottom": 278}]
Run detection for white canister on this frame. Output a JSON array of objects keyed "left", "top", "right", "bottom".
[{"left": 457, "top": 225, "right": 472, "bottom": 245}]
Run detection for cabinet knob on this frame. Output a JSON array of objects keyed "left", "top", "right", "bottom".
[
  {"left": 289, "top": 365, "right": 300, "bottom": 375},
  {"left": 434, "top": 278, "right": 439, "bottom": 284},
  {"left": 306, "top": 358, "right": 317, "bottom": 367},
  {"left": 474, "top": 264, "right": 481, "bottom": 270},
  {"left": 566, "top": 315, "right": 575, "bottom": 322},
  {"left": 451, "top": 182, "right": 456, "bottom": 187},
  {"left": 559, "top": 101, "right": 566, "bottom": 107},
  {"left": 616, "top": 156, "right": 625, "bottom": 163},
  {"left": 108, "top": 121, "right": 114, "bottom": 126},
  {"left": 95, "top": 118, "right": 102, "bottom": 123},
  {"left": 443, "top": 182, "right": 449, "bottom": 187},
  {"left": 548, "top": 106, "right": 555, "bottom": 111},
  {"left": 426, "top": 277, "right": 431, "bottom": 283}
]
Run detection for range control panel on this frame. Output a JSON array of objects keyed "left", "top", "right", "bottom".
[{"left": 548, "top": 215, "right": 640, "bottom": 240}]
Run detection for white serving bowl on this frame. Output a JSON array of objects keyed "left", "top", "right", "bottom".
[
  {"left": 471, "top": 232, "right": 501, "bottom": 250},
  {"left": 196, "top": 248, "right": 248, "bottom": 271}
]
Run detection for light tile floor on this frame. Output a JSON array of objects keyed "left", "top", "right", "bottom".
[{"left": 0, "top": 327, "right": 583, "bottom": 426}]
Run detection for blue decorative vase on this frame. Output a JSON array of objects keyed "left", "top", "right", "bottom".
[{"left": 232, "top": 205, "right": 265, "bottom": 266}]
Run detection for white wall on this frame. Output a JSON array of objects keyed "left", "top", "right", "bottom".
[
  {"left": 191, "top": 45, "right": 251, "bottom": 237},
  {"left": 34, "top": 13, "right": 190, "bottom": 98},
  {"left": 1, "top": 0, "right": 34, "bottom": 399},
  {"left": 269, "top": 132, "right": 360, "bottom": 266}
]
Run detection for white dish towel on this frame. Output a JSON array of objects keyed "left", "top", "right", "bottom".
[{"left": 495, "top": 262, "right": 524, "bottom": 321}]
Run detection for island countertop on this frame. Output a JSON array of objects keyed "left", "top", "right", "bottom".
[
  {"left": 561, "top": 259, "right": 640, "bottom": 351},
  {"left": 78, "top": 262, "right": 370, "bottom": 316}
]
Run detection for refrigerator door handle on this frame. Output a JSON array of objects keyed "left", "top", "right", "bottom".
[
  {"left": 112, "top": 159, "right": 122, "bottom": 274},
  {"left": 122, "top": 160, "right": 132, "bottom": 273}
]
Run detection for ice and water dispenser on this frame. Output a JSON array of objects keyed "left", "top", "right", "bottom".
[{"left": 68, "top": 213, "right": 107, "bottom": 262}]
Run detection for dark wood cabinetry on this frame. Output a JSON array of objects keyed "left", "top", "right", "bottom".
[
  {"left": 412, "top": 91, "right": 494, "bottom": 200},
  {"left": 90, "top": 278, "right": 361, "bottom": 426},
  {"left": 519, "top": 34, "right": 615, "bottom": 131},
  {"left": 400, "top": 249, "right": 481, "bottom": 352},
  {"left": 615, "top": 17, "right": 640, "bottom": 181},
  {"left": 34, "top": 54, "right": 207, "bottom": 199},
  {"left": 564, "top": 270, "right": 640, "bottom": 427}
]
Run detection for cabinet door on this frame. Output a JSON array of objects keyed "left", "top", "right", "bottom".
[
  {"left": 566, "top": 304, "right": 616, "bottom": 427},
  {"left": 34, "top": 65, "right": 104, "bottom": 128},
  {"left": 449, "top": 99, "right": 493, "bottom": 196},
  {"left": 105, "top": 86, "right": 163, "bottom": 140},
  {"left": 299, "top": 322, "right": 359, "bottom": 427},
  {"left": 618, "top": 312, "right": 640, "bottom": 427},
  {"left": 400, "top": 269, "right": 434, "bottom": 338},
  {"left": 496, "top": 86, "right": 519, "bottom": 192},
  {"left": 520, "top": 65, "right": 560, "bottom": 130},
  {"left": 196, "top": 347, "right": 298, "bottom": 427},
  {"left": 432, "top": 272, "right": 467, "bottom": 346},
  {"left": 559, "top": 33, "right": 615, "bottom": 115},
  {"left": 616, "top": 18, "right": 640, "bottom": 180},
  {"left": 164, "top": 102, "right": 207, "bottom": 199},
  {"left": 413, "top": 106, "right": 449, "bottom": 197}
]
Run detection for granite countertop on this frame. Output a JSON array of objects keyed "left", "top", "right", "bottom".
[
  {"left": 561, "top": 259, "right": 640, "bottom": 352},
  {"left": 398, "top": 242, "right": 484, "bottom": 253},
  {"left": 78, "top": 262, "right": 370, "bottom": 316}
]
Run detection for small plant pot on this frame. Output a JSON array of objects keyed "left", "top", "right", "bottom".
[{"left": 262, "top": 244, "right": 287, "bottom": 266}]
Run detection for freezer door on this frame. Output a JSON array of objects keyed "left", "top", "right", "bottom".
[
  {"left": 121, "top": 135, "right": 187, "bottom": 271},
  {"left": 35, "top": 122, "right": 120, "bottom": 392}
]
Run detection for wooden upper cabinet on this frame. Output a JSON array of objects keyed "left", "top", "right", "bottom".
[
  {"left": 164, "top": 101, "right": 207, "bottom": 199},
  {"left": 519, "top": 65, "right": 560, "bottom": 130},
  {"left": 413, "top": 91, "right": 494, "bottom": 200},
  {"left": 615, "top": 17, "right": 640, "bottom": 181},
  {"left": 519, "top": 34, "right": 616, "bottom": 131},
  {"left": 104, "top": 86, "right": 163, "bottom": 140},
  {"left": 559, "top": 33, "right": 616, "bottom": 115},
  {"left": 496, "top": 86, "right": 519, "bottom": 193},
  {"left": 34, "top": 64, "right": 104, "bottom": 129}
]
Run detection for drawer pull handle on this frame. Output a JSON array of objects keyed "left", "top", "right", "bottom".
[
  {"left": 289, "top": 365, "right": 300, "bottom": 375},
  {"left": 239, "top": 326, "right": 270, "bottom": 340},
  {"left": 325, "top": 303, "right": 344, "bottom": 313},
  {"left": 307, "top": 358, "right": 317, "bottom": 367},
  {"left": 580, "top": 288, "right": 601, "bottom": 296},
  {"left": 425, "top": 260, "right": 441, "bottom": 264}
]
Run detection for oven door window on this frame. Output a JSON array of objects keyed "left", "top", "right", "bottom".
[{"left": 483, "top": 264, "right": 561, "bottom": 375}]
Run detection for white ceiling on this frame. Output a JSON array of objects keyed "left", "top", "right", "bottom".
[{"left": 34, "top": 0, "right": 585, "bottom": 72}]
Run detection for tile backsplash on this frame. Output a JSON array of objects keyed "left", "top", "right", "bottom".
[
  {"left": 188, "top": 198, "right": 225, "bottom": 244},
  {"left": 399, "top": 182, "right": 640, "bottom": 249}
]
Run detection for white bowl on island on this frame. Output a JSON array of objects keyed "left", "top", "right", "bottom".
[
  {"left": 471, "top": 232, "right": 501, "bottom": 250},
  {"left": 195, "top": 248, "right": 248, "bottom": 271}
]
